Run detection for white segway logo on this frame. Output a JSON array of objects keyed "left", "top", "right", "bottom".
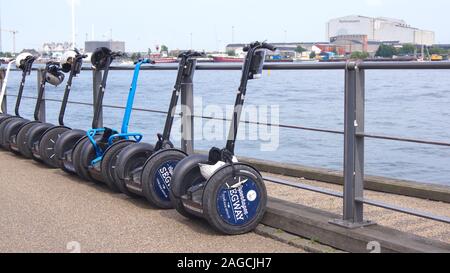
[{"left": 247, "top": 190, "right": 257, "bottom": 202}]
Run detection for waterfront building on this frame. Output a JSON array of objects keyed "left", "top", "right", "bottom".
[
  {"left": 84, "top": 40, "right": 126, "bottom": 53},
  {"left": 42, "top": 42, "right": 74, "bottom": 58},
  {"left": 326, "top": 15, "right": 435, "bottom": 46}
]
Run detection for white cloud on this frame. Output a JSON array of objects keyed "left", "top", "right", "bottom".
[{"left": 365, "top": 0, "right": 383, "bottom": 7}]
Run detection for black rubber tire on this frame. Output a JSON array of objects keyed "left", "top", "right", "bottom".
[
  {"left": 202, "top": 164, "right": 267, "bottom": 235},
  {"left": 38, "top": 126, "right": 71, "bottom": 168},
  {"left": 100, "top": 140, "right": 135, "bottom": 193},
  {"left": 3, "top": 118, "right": 29, "bottom": 152},
  {"left": 25, "top": 122, "right": 54, "bottom": 162},
  {"left": 141, "top": 149, "right": 187, "bottom": 209},
  {"left": 170, "top": 154, "right": 210, "bottom": 219},
  {"left": 114, "top": 142, "right": 155, "bottom": 197},
  {"left": 0, "top": 114, "right": 11, "bottom": 123},
  {"left": 72, "top": 136, "right": 94, "bottom": 181},
  {"left": 16, "top": 121, "right": 41, "bottom": 158},
  {"left": 0, "top": 116, "right": 17, "bottom": 149},
  {"left": 54, "top": 129, "right": 86, "bottom": 174}
]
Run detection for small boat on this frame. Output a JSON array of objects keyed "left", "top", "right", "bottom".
[
  {"left": 153, "top": 57, "right": 178, "bottom": 64},
  {"left": 213, "top": 56, "right": 244, "bottom": 63},
  {"left": 431, "top": 54, "right": 443, "bottom": 61}
]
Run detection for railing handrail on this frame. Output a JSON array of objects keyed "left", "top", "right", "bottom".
[{"left": 4, "top": 60, "right": 450, "bottom": 72}]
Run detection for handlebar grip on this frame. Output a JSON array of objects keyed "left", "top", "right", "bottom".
[{"left": 263, "top": 43, "right": 277, "bottom": 51}]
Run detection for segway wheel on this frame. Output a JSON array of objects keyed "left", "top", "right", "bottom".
[
  {"left": 26, "top": 123, "right": 54, "bottom": 162},
  {"left": 170, "top": 154, "right": 210, "bottom": 219},
  {"left": 39, "top": 127, "right": 71, "bottom": 168},
  {"left": 115, "top": 143, "right": 155, "bottom": 197},
  {"left": 3, "top": 118, "right": 28, "bottom": 152},
  {"left": 16, "top": 121, "right": 40, "bottom": 158},
  {"left": 100, "top": 139, "right": 135, "bottom": 193},
  {"left": 0, "top": 117, "right": 15, "bottom": 149},
  {"left": 72, "top": 136, "right": 94, "bottom": 181},
  {"left": 141, "top": 149, "right": 187, "bottom": 209},
  {"left": 54, "top": 129, "right": 86, "bottom": 174},
  {"left": 202, "top": 164, "right": 267, "bottom": 235}
]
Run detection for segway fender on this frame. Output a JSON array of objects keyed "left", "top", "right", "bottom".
[
  {"left": 115, "top": 142, "right": 155, "bottom": 180},
  {"left": 170, "top": 154, "right": 210, "bottom": 199},
  {"left": 54, "top": 129, "right": 86, "bottom": 160}
]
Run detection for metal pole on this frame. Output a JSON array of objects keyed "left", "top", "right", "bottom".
[
  {"left": 0, "top": 68, "right": 6, "bottom": 113},
  {"left": 180, "top": 59, "right": 196, "bottom": 155},
  {"left": 330, "top": 61, "right": 374, "bottom": 229},
  {"left": 92, "top": 70, "right": 103, "bottom": 128},
  {"left": 37, "top": 69, "right": 46, "bottom": 122}
]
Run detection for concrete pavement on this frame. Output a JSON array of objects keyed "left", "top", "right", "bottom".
[{"left": 0, "top": 150, "right": 302, "bottom": 253}]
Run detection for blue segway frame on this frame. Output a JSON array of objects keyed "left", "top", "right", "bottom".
[{"left": 87, "top": 58, "right": 151, "bottom": 165}]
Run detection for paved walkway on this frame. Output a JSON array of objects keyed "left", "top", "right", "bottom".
[{"left": 0, "top": 151, "right": 302, "bottom": 253}]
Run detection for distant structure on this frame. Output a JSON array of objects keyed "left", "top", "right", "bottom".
[
  {"left": 84, "top": 40, "right": 125, "bottom": 53},
  {"left": 326, "top": 15, "right": 435, "bottom": 45},
  {"left": 330, "top": 35, "right": 370, "bottom": 53},
  {"left": 42, "top": 42, "right": 74, "bottom": 58}
]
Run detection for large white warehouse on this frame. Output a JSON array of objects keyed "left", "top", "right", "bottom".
[{"left": 326, "top": 15, "right": 435, "bottom": 45}]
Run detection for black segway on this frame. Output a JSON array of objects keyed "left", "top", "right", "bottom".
[
  {"left": 170, "top": 42, "right": 276, "bottom": 235},
  {"left": 26, "top": 50, "right": 87, "bottom": 167},
  {"left": 0, "top": 53, "right": 36, "bottom": 151},
  {"left": 10, "top": 62, "right": 65, "bottom": 158},
  {"left": 112, "top": 51, "right": 202, "bottom": 200},
  {"left": 54, "top": 47, "right": 120, "bottom": 178}
]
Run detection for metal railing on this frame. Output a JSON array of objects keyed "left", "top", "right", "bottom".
[{"left": 1, "top": 61, "right": 450, "bottom": 228}]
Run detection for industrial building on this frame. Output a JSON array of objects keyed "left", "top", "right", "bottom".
[
  {"left": 84, "top": 40, "right": 126, "bottom": 53},
  {"left": 326, "top": 15, "right": 435, "bottom": 45}
]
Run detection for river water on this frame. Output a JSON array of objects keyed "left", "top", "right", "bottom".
[{"left": 4, "top": 66, "right": 450, "bottom": 186}]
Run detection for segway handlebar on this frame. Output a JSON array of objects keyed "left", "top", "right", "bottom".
[
  {"left": 243, "top": 42, "right": 277, "bottom": 52},
  {"left": 134, "top": 58, "right": 155, "bottom": 65},
  {"left": 178, "top": 51, "right": 205, "bottom": 59}
]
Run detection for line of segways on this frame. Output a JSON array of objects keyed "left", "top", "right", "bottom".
[{"left": 0, "top": 41, "right": 277, "bottom": 235}]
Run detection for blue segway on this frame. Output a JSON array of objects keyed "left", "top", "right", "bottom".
[
  {"left": 112, "top": 51, "right": 202, "bottom": 201},
  {"left": 55, "top": 47, "right": 121, "bottom": 179},
  {"left": 170, "top": 42, "right": 276, "bottom": 235},
  {"left": 74, "top": 58, "right": 154, "bottom": 186}
]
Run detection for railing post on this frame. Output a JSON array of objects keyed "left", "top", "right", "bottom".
[
  {"left": 330, "top": 61, "right": 375, "bottom": 229},
  {"left": 37, "top": 68, "right": 46, "bottom": 122},
  {"left": 92, "top": 70, "right": 103, "bottom": 128},
  {"left": 0, "top": 68, "right": 6, "bottom": 114},
  {"left": 180, "top": 59, "right": 196, "bottom": 155}
]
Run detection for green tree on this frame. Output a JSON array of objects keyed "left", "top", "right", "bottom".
[
  {"left": 148, "top": 48, "right": 152, "bottom": 55},
  {"left": 399, "top": 43, "right": 416, "bottom": 55},
  {"left": 295, "top": 45, "right": 307, "bottom": 53},
  {"left": 160, "top": 45, "right": 168, "bottom": 53},
  {"left": 130, "top": 52, "right": 142, "bottom": 61},
  {"left": 0, "top": 52, "right": 12, "bottom": 58},
  {"left": 350, "top": 51, "right": 369, "bottom": 60},
  {"left": 428, "top": 46, "right": 447, "bottom": 55},
  {"left": 376, "top": 44, "right": 398, "bottom": 58},
  {"left": 309, "top": 51, "right": 316, "bottom": 59},
  {"left": 226, "top": 50, "right": 236, "bottom": 56}
]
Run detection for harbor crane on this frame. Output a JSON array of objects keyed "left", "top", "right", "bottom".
[{"left": 0, "top": 29, "right": 18, "bottom": 54}]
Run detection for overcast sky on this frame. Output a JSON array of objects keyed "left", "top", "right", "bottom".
[{"left": 1, "top": 0, "right": 449, "bottom": 52}]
